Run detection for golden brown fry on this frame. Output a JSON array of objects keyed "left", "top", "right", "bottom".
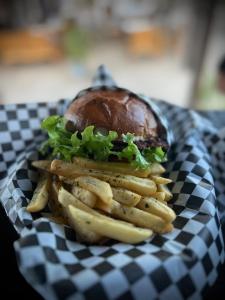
[
  {"left": 50, "top": 160, "right": 157, "bottom": 196},
  {"left": 157, "top": 184, "right": 173, "bottom": 201},
  {"left": 67, "top": 205, "right": 153, "bottom": 244},
  {"left": 58, "top": 187, "right": 104, "bottom": 243},
  {"left": 111, "top": 187, "right": 141, "bottom": 206},
  {"left": 58, "top": 187, "right": 146, "bottom": 242},
  {"left": 154, "top": 192, "right": 166, "bottom": 202},
  {"left": 74, "top": 176, "right": 113, "bottom": 205},
  {"left": 32, "top": 160, "right": 51, "bottom": 171},
  {"left": 73, "top": 157, "right": 151, "bottom": 177},
  {"left": 100, "top": 174, "right": 156, "bottom": 196},
  {"left": 149, "top": 163, "right": 165, "bottom": 175},
  {"left": 137, "top": 197, "right": 176, "bottom": 222},
  {"left": 48, "top": 180, "right": 63, "bottom": 215},
  {"left": 26, "top": 173, "right": 50, "bottom": 212},
  {"left": 95, "top": 198, "right": 170, "bottom": 234},
  {"left": 150, "top": 175, "right": 172, "bottom": 185},
  {"left": 71, "top": 185, "right": 97, "bottom": 208},
  {"left": 94, "top": 200, "right": 113, "bottom": 213}
]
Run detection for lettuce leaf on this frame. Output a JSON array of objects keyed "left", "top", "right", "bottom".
[{"left": 40, "top": 115, "right": 167, "bottom": 169}]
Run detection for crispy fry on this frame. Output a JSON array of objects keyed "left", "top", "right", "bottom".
[
  {"left": 95, "top": 198, "right": 170, "bottom": 233},
  {"left": 149, "top": 163, "right": 165, "bottom": 175},
  {"left": 71, "top": 185, "right": 97, "bottom": 208},
  {"left": 150, "top": 175, "right": 172, "bottom": 185},
  {"left": 58, "top": 186, "right": 94, "bottom": 213},
  {"left": 67, "top": 207, "right": 105, "bottom": 244},
  {"left": 58, "top": 187, "right": 104, "bottom": 243},
  {"left": 50, "top": 160, "right": 157, "bottom": 196},
  {"left": 99, "top": 174, "right": 157, "bottom": 196},
  {"left": 74, "top": 176, "right": 113, "bottom": 205},
  {"left": 48, "top": 180, "right": 63, "bottom": 216},
  {"left": 158, "top": 184, "right": 173, "bottom": 201},
  {"left": 73, "top": 157, "right": 151, "bottom": 177},
  {"left": 94, "top": 200, "right": 113, "bottom": 213},
  {"left": 112, "top": 187, "right": 141, "bottom": 206},
  {"left": 26, "top": 173, "right": 50, "bottom": 212},
  {"left": 137, "top": 197, "right": 176, "bottom": 222},
  {"left": 67, "top": 205, "right": 153, "bottom": 244},
  {"left": 32, "top": 160, "right": 51, "bottom": 171},
  {"left": 153, "top": 192, "right": 166, "bottom": 202}
]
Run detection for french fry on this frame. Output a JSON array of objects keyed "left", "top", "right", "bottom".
[
  {"left": 149, "top": 163, "right": 165, "bottom": 175},
  {"left": 158, "top": 184, "right": 173, "bottom": 201},
  {"left": 58, "top": 187, "right": 104, "bottom": 243},
  {"left": 137, "top": 197, "right": 176, "bottom": 222},
  {"left": 32, "top": 160, "right": 51, "bottom": 171},
  {"left": 58, "top": 186, "right": 94, "bottom": 213},
  {"left": 112, "top": 187, "right": 141, "bottom": 206},
  {"left": 154, "top": 192, "right": 166, "bottom": 202},
  {"left": 95, "top": 198, "right": 171, "bottom": 233},
  {"left": 67, "top": 207, "right": 105, "bottom": 244},
  {"left": 48, "top": 180, "right": 63, "bottom": 216},
  {"left": 33, "top": 158, "right": 165, "bottom": 176},
  {"left": 73, "top": 157, "right": 151, "bottom": 177},
  {"left": 26, "top": 173, "right": 50, "bottom": 212},
  {"left": 71, "top": 185, "right": 97, "bottom": 208},
  {"left": 150, "top": 175, "right": 172, "bottom": 185},
  {"left": 59, "top": 176, "right": 74, "bottom": 185},
  {"left": 58, "top": 187, "right": 136, "bottom": 240},
  {"left": 48, "top": 180, "right": 68, "bottom": 224},
  {"left": 74, "top": 176, "right": 113, "bottom": 205},
  {"left": 67, "top": 205, "right": 153, "bottom": 244},
  {"left": 50, "top": 160, "right": 157, "bottom": 196},
  {"left": 98, "top": 174, "right": 157, "bottom": 196},
  {"left": 94, "top": 201, "right": 113, "bottom": 213}
]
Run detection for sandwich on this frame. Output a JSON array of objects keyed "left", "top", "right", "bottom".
[{"left": 41, "top": 87, "right": 168, "bottom": 169}]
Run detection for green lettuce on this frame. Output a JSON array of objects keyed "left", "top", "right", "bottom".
[{"left": 40, "top": 115, "right": 167, "bottom": 169}]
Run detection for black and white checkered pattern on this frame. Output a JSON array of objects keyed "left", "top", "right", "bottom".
[{"left": 0, "top": 66, "right": 225, "bottom": 300}]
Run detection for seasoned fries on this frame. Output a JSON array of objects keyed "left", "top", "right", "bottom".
[
  {"left": 74, "top": 176, "right": 113, "bottom": 205},
  {"left": 157, "top": 184, "right": 173, "bottom": 201},
  {"left": 112, "top": 187, "right": 141, "bottom": 206},
  {"left": 26, "top": 173, "right": 50, "bottom": 212},
  {"left": 68, "top": 205, "right": 153, "bottom": 244},
  {"left": 29, "top": 157, "right": 175, "bottom": 244},
  {"left": 50, "top": 159, "right": 157, "bottom": 196},
  {"left": 137, "top": 197, "right": 176, "bottom": 222},
  {"left": 32, "top": 160, "right": 51, "bottom": 171},
  {"left": 73, "top": 157, "right": 160, "bottom": 177},
  {"left": 154, "top": 192, "right": 166, "bottom": 202},
  {"left": 71, "top": 185, "right": 97, "bottom": 208},
  {"left": 95, "top": 199, "right": 171, "bottom": 233},
  {"left": 58, "top": 187, "right": 104, "bottom": 243},
  {"left": 150, "top": 175, "right": 172, "bottom": 185}
]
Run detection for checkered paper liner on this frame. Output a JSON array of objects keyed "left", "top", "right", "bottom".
[{"left": 0, "top": 66, "right": 225, "bottom": 300}]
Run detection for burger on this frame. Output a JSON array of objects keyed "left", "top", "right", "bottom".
[{"left": 40, "top": 87, "right": 168, "bottom": 169}]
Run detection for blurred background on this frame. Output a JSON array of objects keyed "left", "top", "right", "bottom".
[{"left": 0, "top": 0, "right": 225, "bottom": 109}]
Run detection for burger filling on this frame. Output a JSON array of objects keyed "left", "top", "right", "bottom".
[{"left": 40, "top": 115, "right": 167, "bottom": 169}]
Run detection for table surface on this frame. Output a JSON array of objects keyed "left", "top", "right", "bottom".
[{"left": 1, "top": 203, "right": 224, "bottom": 299}]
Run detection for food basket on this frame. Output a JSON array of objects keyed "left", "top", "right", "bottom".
[{"left": 0, "top": 66, "right": 225, "bottom": 300}]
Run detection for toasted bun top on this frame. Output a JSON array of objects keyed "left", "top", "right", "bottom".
[{"left": 65, "top": 88, "right": 160, "bottom": 139}]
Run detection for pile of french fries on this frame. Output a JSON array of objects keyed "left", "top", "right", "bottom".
[{"left": 27, "top": 157, "right": 175, "bottom": 244}]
